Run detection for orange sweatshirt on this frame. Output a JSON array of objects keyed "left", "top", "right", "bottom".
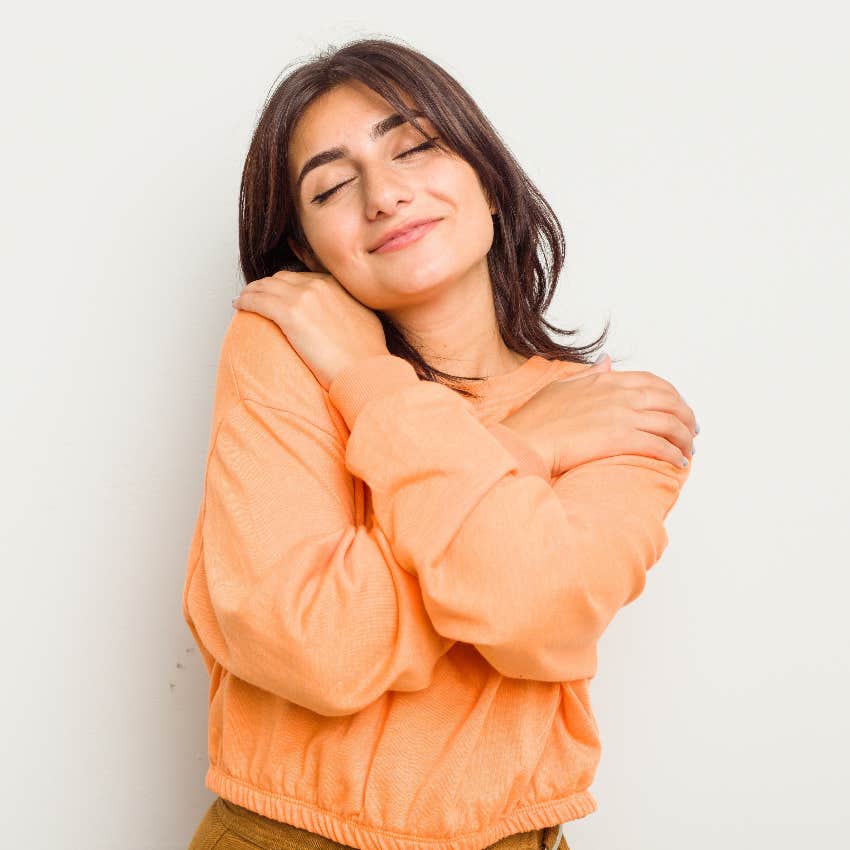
[{"left": 182, "top": 311, "right": 692, "bottom": 850}]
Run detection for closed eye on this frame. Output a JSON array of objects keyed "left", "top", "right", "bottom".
[
  {"left": 310, "top": 137, "right": 441, "bottom": 205},
  {"left": 397, "top": 137, "right": 440, "bottom": 159}
]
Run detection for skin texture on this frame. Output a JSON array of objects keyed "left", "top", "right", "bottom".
[
  {"left": 285, "top": 79, "right": 526, "bottom": 379},
  {"left": 501, "top": 357, "right": 698, "bottom": 476},
  {"left": 233, "top": 79, "right": 699, "bottom": 469}
]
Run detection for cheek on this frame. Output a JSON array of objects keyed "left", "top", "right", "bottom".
[
  {"left": 300, "top": 214, "right": 382, "bottom": 300},
  {"left": 305, "top": 212, "right": 358, "bottom": 262},
  {"left": 295, "top": 159, "right": 493, "bottom": 305},
  {"left": 436, "top": 164, "right": 495, "bottom": 244},
  {"left": 428, "top": 158, "right": 478, "bottom": 203}
]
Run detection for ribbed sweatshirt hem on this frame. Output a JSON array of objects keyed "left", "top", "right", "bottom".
[{"left": 205, "top": 765, "right": 597, "bottom": 850}]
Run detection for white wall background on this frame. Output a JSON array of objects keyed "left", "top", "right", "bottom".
[{"left": 2, "top": 1, "right": 847, "bottom": 848}]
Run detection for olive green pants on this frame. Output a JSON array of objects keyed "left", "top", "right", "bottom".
[{"left": 187, "top": 796, "right": 570, "bottom": 850}]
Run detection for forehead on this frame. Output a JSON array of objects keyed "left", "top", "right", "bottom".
[{"left": 288, "top": 80, "right": 432, "bottom": 168}]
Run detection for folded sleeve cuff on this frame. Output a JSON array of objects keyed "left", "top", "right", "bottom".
[
  {"left": 486, "top": 422, "right": 550, "bottom": 481},
  {"left": 328, "top": 354, "right": 421, "bottom": 431}
]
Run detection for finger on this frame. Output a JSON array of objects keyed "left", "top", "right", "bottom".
[
  {"left": 633, "top": 409, "right": 695, "bottom": 461},
  {"left": 628, "top": 426, "right": 692, "bottom": 469},
  {"left": 270, "top": 270, "right": 298, "bottom": 283},
  {"left": 270, "top": 269, "right": 333, "bottom": 285},
  {"left": 246, "top": 274, "right": 297, "bottom": 294},
  {"left": 238, "top": 281, "right": 262, "bottom": 298},
  {"left": 651, "top": 379, "right": 698, "bottom": 437},
  {"left": 658, "top": 389, "right": 697, "bottom": 438},
  {"left": 615, "top": 372, "right": 697, "bottom": 437},
  {"left": 679, "top": 393, "right": 699, "bottom": 435},
  {"left": 676, "top": 397, "right": 698, "bottom": 438},
  {"left": 618, "top": 369, "right": 681, "bottom": 397},
  {"left": 233, "top": 277, "right": 295, "bottom": 310},
  {"left": 232, "top": 288, "right": 278, "bottom": 320}
]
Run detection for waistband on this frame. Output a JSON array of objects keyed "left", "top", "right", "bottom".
[{"left": 214, "top": 797, "right": 569, "bottom": 850}]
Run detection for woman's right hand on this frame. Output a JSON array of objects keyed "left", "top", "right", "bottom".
[
  {"left": 232, "top": 269, "right": 389, "bottom": 391},
  {"left": 500, "top": 354, "right": 699, "bottom": 477}
]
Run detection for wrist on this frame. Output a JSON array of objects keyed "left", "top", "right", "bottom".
[
  {"left": 327, "top": 352, "right": 416, "bottom": 431},
  {"left": 489, "top": 421, "right": 551, "bottom": 480}
]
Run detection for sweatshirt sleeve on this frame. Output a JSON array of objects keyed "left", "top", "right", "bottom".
[
  {"left": 328, "top": 354, "right": 693, "bottom": 683},
  {"left": 182, "top": 314, "right": 563, "bottom": 720},
  {"left": 182, "top": 314, "right": 464, "bottom": 718}
]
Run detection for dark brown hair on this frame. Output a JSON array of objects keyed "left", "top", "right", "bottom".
[{"left": 238, "top": 36, "right": 611, "bottom": 398}]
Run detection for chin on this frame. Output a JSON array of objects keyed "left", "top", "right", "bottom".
[{"left": 380, "top": 276, "right": 448, "bottom": 308}]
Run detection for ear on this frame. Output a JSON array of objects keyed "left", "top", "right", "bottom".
[{"left": 287, "top": 236, "right": 322, "bottom": 273}]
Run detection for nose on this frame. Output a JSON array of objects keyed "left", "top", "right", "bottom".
[{"left": 363, "top": 162, "right": 415, "bottom": 220}]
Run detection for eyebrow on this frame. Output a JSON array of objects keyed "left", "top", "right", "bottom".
[{"left": 294, "top": 110, "right": 427, "bottom": 195}]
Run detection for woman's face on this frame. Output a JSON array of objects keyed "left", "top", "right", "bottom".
[{"left": 287, "top": 80, "right": 496, "bottom": 312}]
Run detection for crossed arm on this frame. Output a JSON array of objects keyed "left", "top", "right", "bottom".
[{"left": 183, "top": 315, "right": 691, "bottom": 716}]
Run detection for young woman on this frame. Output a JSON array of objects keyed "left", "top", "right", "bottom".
[{"left": 183, "top": 37, "right": 697, "bottom": 850}]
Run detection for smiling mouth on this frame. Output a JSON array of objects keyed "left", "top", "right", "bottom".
[{"left": 372, "top": 219, "right": 441, "bottom": 254}]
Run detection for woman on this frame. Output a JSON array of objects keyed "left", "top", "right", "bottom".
[{"left": 183, "top": 37, "right": 697, "bottom": 850}]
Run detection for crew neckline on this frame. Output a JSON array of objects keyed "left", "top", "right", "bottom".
[{"left": 451, "top": 354, "right": 553, "bottom": 398}]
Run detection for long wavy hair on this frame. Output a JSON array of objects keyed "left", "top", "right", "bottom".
[{"left": 238, "top": 36, "right": 611, "bottom": 398}]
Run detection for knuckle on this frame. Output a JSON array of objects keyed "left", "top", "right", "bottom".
[
  {"left": 297, "top": 284, "right": 320, "bottom": 306},
  {"left": 631, "top": 385, "right": 650, "bottom": 408}
]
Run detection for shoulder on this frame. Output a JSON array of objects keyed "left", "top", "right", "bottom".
[
  {"left": 538, "top": 357, "right": 600, "bottom": 386},
  {"left": 550, "top": 358, "right": 598, "bottom": 377},
  {"left": 220, "top": 310, "right": 330, "bottom": 419}
]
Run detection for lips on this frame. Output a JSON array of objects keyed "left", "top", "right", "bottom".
[{"left": 370, "top": 217, "right": 442, "bottom": 253}]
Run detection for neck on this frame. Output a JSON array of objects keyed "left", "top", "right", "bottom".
[{"left": 383, "top": 260, "right": 523, "bottom": 379}]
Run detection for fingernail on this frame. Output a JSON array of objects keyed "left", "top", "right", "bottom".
[
  {"left": 681, "top": 457, "right": 689, "bottom": 467},
  {"left": 692, "top": 445, "right": 696, "bottom": 455},
  {"left": 695, "top": 420, "right": 700, "bottom": 434}
]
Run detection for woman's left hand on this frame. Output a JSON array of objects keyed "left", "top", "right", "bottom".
[{"left": 232, "top": 270, "right": 390, "bottom": 390}]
